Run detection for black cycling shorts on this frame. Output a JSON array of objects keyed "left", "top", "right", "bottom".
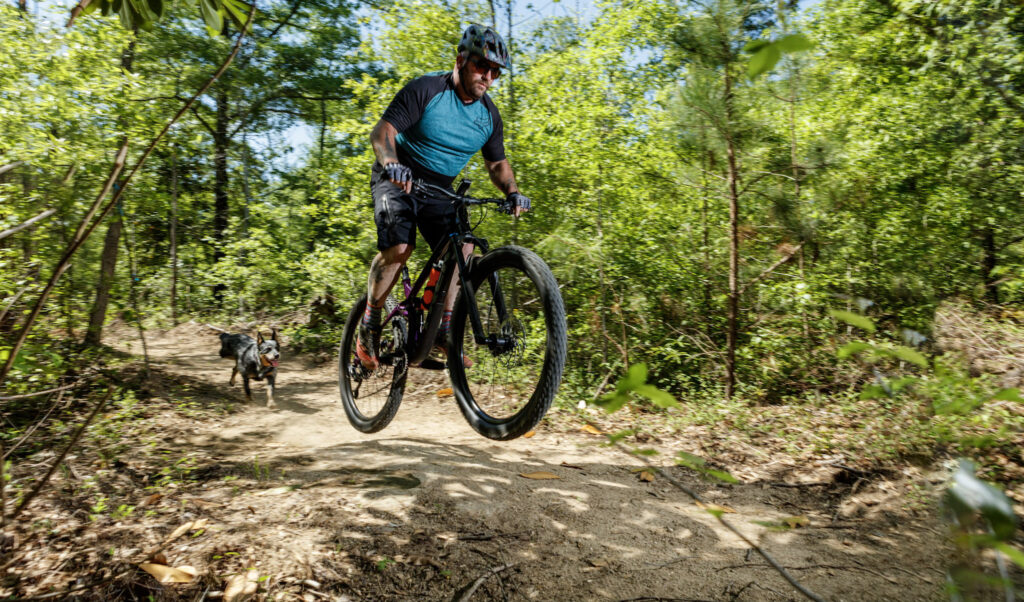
[{"left": 371, "top": 165, "right": 457, "bottom": 252}]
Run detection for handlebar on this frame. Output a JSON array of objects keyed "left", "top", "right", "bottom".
[{"left": 413, "top": 179, "right": 514, "bottom": 214}]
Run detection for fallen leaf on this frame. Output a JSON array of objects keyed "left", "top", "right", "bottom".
[
  {"left": 696, "top": 502, "right": 736, "bottom": 514},
  {"left": 522, "top": 431, "right": 536, "bottom": 438},
  {"left": 140, "top": 563, "right": 197, "bottom": 584},
  {"left": 437, "top": 388, "right": 453, "bottom": 398},
  {"left": 142, "top": 493, "right": 162, "bottom": 506},
  {"left": 560, "top": 462, "right": 584, "bottom": 470},
  {"left": 255, "top": 486, "right": 293, "bottom": 496},
  {"left": 151, "top": 552, "right": 168, "bottom": 565},
  {"left": 193, "top": 518, "right": 209, "bottom": 530},
  {"left": 784, "top": 515, "right": 810, "bottom": 528},
  {"left": 167, "top": 521, "right": 195, "bottom": 542},
  {"left": 638, "top": 470, "right": 655, "bottom": 482},
  {"left": 519, "top": 471, "right": 560, "bottom": 480},
  {"left": 224, "top": 569, "right": 259, "bottom": 602},
  {"left": 581, "top": 425, "right": 602, "bottom": 435},
  {"left": 588, "top": 558, "right": 609, "bottom": 568}
]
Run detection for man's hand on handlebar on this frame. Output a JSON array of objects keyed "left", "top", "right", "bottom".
[
  {"left": 384, "top": 162, "right": 413, "bottom": 193},
  {"left": 507, "top": 191, "right": 531, "bottom": 217}
]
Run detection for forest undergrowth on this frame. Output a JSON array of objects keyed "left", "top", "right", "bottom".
[{"left": 0, "top": 301, "right": 1021, "bottom": 599}]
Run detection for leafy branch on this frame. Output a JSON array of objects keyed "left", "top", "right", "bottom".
[{"left": 744, "top": 33, "right": 813, "bottom": 79}]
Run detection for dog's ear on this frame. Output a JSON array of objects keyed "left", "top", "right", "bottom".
[
  {"left": 271, "top": 328, "right": 279, "bottom": 343},
  {"left": 257, "top": 331, "right": 265, "bottom": 344}
]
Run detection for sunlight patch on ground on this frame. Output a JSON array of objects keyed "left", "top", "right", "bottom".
[{"left": 589, "top": 479, "right": 631, "bottom": 490}]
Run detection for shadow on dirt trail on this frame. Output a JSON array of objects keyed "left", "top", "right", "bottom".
[{"left": 107, "top": 322, "right": 951, "bottom": 601}]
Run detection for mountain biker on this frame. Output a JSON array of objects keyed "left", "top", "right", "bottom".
[{"left": 357, "top": 24, "right": 531, "bottom": 371}]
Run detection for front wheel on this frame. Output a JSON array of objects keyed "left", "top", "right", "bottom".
[
  {"left": 338, "top": 295, "right": 407, "bottom": 433},
  {"left": 449, "top": 246, "right": 567, "bottom": 440}
]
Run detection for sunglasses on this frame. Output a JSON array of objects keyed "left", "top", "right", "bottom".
[{"left": 467, "top": 55, "right": 502, "bottom": 79}]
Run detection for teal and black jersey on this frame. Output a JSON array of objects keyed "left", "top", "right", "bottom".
[{"left": 381, "top": 71, "right": 505, "bottom": 189}]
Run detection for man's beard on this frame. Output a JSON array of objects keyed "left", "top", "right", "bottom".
[{"left": 458, "top": 65, "right": 485, "bottom": 100}]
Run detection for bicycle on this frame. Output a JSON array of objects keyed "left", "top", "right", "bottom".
[{"left": 337, "top": 179, "right": 567, "bottom": 441}]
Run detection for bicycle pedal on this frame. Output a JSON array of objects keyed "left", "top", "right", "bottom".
[{"left": 417, "top": 358, "right": 447, "bottom": 371}]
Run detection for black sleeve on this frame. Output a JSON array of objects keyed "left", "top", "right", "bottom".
[
  {"left": 381, "top": 75, "right": 445, "bottom": 134},
  {"left": 481, "top": 96, "right": 506, "bottom": 162}
]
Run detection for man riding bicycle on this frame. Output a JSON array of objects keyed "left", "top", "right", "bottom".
[{"left": 357, "top": 24, "right": 531, "bottom": 370}]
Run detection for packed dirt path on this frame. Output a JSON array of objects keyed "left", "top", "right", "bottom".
[{"left": 111, "top": 322, "right": 951, "bottom": 601}]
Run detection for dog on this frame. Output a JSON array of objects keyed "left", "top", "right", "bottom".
[{"left": 218, "top": 329, "right": 281, "bottom": 409}]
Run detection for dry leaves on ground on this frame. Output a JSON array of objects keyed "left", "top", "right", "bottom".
[
  {"left": 139, "top": 563, "right": 198, "bottom": 584},
  {"left": 520, "top": 471, "right": 560, "bottom": 480}
]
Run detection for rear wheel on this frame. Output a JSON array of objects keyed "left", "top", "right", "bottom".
[
  {"left": 338, "top": 295, "right": 407, "bottom": 433},
  {"left": 449, "top": 246, "right": 567, "bottom": 440}
]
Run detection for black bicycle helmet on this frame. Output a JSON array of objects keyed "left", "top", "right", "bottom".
[{"left": 457, "top": 24, "right": 510, "bottom": 69}]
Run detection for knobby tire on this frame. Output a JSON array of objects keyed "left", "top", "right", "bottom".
[
  {"left": 338, "top": 295, "right": 406, "bottom": 433},
  {"left": 448, "top": 246, "right": 567, "bottom": 440}
]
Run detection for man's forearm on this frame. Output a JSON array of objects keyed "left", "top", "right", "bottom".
[
  {"left": 371, "top": 120, "right": 401, "bottom": 165},
  {"left": 486, "top": 159, "right": 519, "bottom": 195}
]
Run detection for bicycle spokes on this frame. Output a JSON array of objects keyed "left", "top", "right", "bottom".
[{"left": 459, "top": 264, "right": 547, "bottom": 418}]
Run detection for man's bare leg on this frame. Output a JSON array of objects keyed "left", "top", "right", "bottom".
[
  {"left": 437, "top": 243, "right": 474, "bottom": 366},
  {"left": 357, "top": 244, "right": 413, "bottom": 369}
]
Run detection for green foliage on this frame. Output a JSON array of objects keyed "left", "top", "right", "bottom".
[
  {"left": 946, "top": 459, "right": 1018, "bottom": 541},
  {"left": 744, "top": 33, "right": 813, "bottom": 78},
  {"left": 595, "top": 363, "right": 680, "bottom": 413},
  {"left": 828, "top": 309, "right": 876, "bottom": 334},
  {"left": 593, "top": 363, "right": 736, "bottom": 483},
  {"left": 944, "top": 459, "right": 1022, "bottom": 599},
  {"left": 80, "top": 0, "right": 253, "bottom": 34},
  {"left": 676, "top": 450, "right": 739, "bottom": 484}
]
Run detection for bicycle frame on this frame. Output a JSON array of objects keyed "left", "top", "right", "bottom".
[{"left": 378, "top": 180, "right": 509, "bottom": 367}]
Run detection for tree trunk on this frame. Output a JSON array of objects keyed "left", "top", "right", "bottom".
[
  {"left": 702, "top": 147, "right": 714, "bottom": 338},
  {"left": 982, "top": 227, "right": 999, "bottom": 304},
  {"left": 169, "top": 145, "right": 179, "bottom": 325},
  {"left": 84, "top": 215, "right": 123, "bottom": 346},
  {"left": 83, "top": 37, "right": 135, "bottom": 347},
  {"left": 723, "top": 68, "right": 740, "bottom": 400},
  {"left": 212, "top": 83, "right": 230, "bottom": 303}
]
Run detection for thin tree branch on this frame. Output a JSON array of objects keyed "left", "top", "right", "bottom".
[
  {"left": 60, "top": 163, "right": 77, "bottom": 185},
  {"left": 0, "top": 3, "right": 257, "bottom": 387},
  {"left": 8, "top": 387, "right": 114, "bottom": 523},
  {"left": 4, "top": 390, "right": 68, "bottom": 461},
  {"left": 189, "top": 104, "right": 217, "bottom": 136},
  {"left": 72, "top": 141, "right": 130, "bottom": 248},
  {"left": 581, "top": 416, "right": 826, "bottom": 602},
  {"left": 0, "top": 208, "right": 57, "bottom": 242},
  {"left": 997, "top": 234, "right": 1024, "bottom": 252},
  {"left": 739, "top": 243, "right": 804, "bottom": 295},
  {"left": 129, "top": 95, "right": 187, "bottom": 102},
  {"left": 0, "top": 382, "right": 79, "bottom": 401},
  {"left": 65, "top": 0, "right": 93, "bottom": 27},
  {"left": 0, "top": 285, "right": 30, "bottom": 329},
  {"left": 0, "top": 161, "right": 24, "bottom": 176},
  {"left": 451, "top": 563, "right": 517, "bottom": 602},
  {"left": 264, "top": 0, "right": 302, "bottom": 39}
]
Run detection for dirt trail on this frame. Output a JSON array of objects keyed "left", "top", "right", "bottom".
[{"left": 112, "top": 323, "right": 950, "bottom": 601}]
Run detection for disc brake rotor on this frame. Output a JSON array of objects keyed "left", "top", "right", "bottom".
[{"left": 495, "top": 315, "right": 525, "bottom": 367}]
